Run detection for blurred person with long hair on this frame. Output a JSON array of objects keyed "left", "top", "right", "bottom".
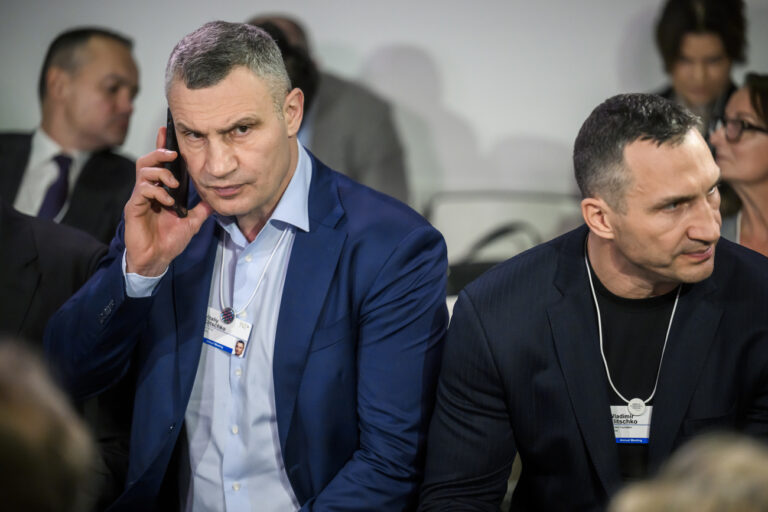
[{"left": 711, "top": 73, "right": 768, "bottom": 256}]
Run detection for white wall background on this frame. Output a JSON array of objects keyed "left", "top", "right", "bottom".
[{"left": 2, "top": 0, "right": 767, "bottom": 213}]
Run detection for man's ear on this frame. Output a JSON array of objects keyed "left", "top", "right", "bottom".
[
  {"left": 581, "top": 196, "right": 616, "bottom": 240},
  {"left": 283, "top": 87, "right": 304, "bottom": 137},
  {"left": 45, "top": 67, "right": 72, "bottom": 102}
]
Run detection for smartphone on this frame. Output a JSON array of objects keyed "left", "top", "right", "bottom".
[{"left": 162, "top": 109, "right": 189, "bottom": 218}]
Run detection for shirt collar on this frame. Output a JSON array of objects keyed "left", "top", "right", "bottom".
[
  {"left": 215, "top": 141, "right": 312, "bottom": 240},
  {"left": 30, "top": 127, "right": 90, "bottom": 169}
]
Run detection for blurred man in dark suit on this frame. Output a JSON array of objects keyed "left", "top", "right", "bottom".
[
  {"left": 0, "top": 196, "right": 105, "bottom": 343},
  {"left": 0, "top": 27, "right": 139, "bottom": 244},
  {"left": 0, "top": 197, "right": 131, "bottom": 510}
]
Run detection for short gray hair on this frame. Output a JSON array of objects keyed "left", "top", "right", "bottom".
[{"left": 165, "top": 21, "right": 291, "bottom": 114}]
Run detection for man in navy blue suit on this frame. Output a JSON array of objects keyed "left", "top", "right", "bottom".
[
  {"left": 46, "top": 21, "right": 447, "bottom": 511},
  {"left": 419, "top": 94, "right": 768, "bottom": 510}
]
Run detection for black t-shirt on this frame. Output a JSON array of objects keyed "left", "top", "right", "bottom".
[{"left": 589, "top": 265, "right": 678, "bottom": 482}]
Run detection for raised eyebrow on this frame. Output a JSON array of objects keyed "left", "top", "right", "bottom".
[
  {"left": 174, "top": 122, "right": 201, "bottom": 136},
  {"left": 217, "top": 118, "right": 259, "bottom": 135},
  {"left": 653, "top": 194, "right": 696, "bottom": 209},
  {"left": 653, "top": 176, "right": 721, "bottom": 208}
]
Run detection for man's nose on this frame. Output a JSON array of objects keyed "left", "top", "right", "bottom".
[
  {"left": 117, "top": 88, "right": 134, "bottom": 116},
  {"left": 689, "top": 199, "right": 722, "bottom": 243},
  {"left": 206, "top": 141, "right": 237, "bottom": 178}
]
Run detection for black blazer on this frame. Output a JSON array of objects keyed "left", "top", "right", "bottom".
[
  {"left": 420, "top": 225, "right": 768, "bottom": 511},
  {"left": 0, "top": 132, "right": 135, "bottom": 244},
  {"left": 0, "top": 198, "right": 133, "bottom": 508},
  {"left": 0, "top": 197, "right": 105, "bottom": 344}
]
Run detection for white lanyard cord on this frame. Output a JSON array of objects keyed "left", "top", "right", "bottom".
[
  {"left": 219, "top": 228, "right": 289, "bottom": 316},
  {"left": 584, "top": 248, "right": 680, "bottom": 406}
]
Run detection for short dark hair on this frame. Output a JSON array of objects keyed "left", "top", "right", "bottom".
[
  {"left": 573, "top": 93, "right": 700, "bottom": 210},
  {"left": 38, "top": 27, "right": 133, "bottom": 102},
  {"left": 745, "top": 73, "right": 768, "bottom": 126},
  {"left": 655, "top": 0, "right": 746, "bottom": 72}
]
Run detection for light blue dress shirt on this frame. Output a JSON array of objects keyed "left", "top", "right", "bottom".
[{"left": 124, "top": 144, "right": 312, "bottom": 511}]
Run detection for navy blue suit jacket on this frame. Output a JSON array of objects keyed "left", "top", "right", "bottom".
[
  {"left": 420, "top": 225, "right": 768, "bottom": 511},
  {"left": 46, "top": 156, "right": 448, "bottom": 510}
]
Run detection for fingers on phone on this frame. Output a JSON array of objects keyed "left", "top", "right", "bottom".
[
  {"left": 137, "top": 144, "right": 177, "bottom": 166},
  {"left": 156, "top": 126, "right": 166, "bottom": 149},
  {"left": 136, "top": 179, "right": 176, "bottom": 207},
  {"left": 134, "top": 167, "right": 178, "bottom": 204}
]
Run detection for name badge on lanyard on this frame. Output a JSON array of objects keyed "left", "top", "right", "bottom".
[
  {"left": 611, "top": 405, "right": 652, "bottom": 444},
  {"left": 203, "top": 307, "right": 252, "bottom": 357}
]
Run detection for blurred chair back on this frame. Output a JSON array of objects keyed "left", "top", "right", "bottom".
[{"left": 425, "top": 190, "right": 582, "bottom": 298}]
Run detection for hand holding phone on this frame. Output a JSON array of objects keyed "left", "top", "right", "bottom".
[
  {"left": 162, "top": 109, "right": 189, "bottom": 218},
  {"left": 123, "top": 118, "right": 213, "bottom": 277}
]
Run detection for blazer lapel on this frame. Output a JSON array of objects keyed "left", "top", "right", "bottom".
[
  {"left": 0, "top": 133, "right": 31, "bottom": 204},
  {"left": 171, "top": 217, "right": 219, "bottom": 405},
  {"left": 273, "top": 158, "right": 346, "bottom": 451},
  {"left": 0, "top": 204, "right": 40, "bottom": 336},
  {"left": 647, "top": 279, "right": 722, "bottom": 470},
  {"left": 548, "top": 227, "right": 623, "bottom": 496}
]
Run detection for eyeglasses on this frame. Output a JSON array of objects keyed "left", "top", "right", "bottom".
[{"left": 712, "top": 116, "right": 768, "bottom": 143}]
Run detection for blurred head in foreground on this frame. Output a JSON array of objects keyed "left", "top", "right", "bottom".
[
  {"left": 0, "top": 341, "right": 95, "bottom": 512},
  {"left": 610, "top": 432, "right": 768, "bottom": 512}
]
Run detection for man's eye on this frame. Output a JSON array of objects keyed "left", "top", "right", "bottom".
[
  {"left": 234, "top": 125, "right": 250, "bottom": 135},
  {"left": 663, "top": 201, "right": 679, "bottom": 211}
]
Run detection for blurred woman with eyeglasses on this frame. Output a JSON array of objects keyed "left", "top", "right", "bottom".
[{"left": 710, "top": 73, "right": 768, "bottom": 256}]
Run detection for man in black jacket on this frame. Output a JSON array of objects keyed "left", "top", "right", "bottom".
[
  {"left": 420, "top": 94, "right": 768, "bottom": 510},
  {"left": 0, "top": 27, "right": 139, "bottom": 244}
]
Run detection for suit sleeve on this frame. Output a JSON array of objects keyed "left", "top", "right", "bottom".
[
  {"left": 44, "top": 223, "right": 157, "bottom": 400},
  {"left": 418, "top": 290, "right": 517, "bottom": 511},
  {"left": 307, "top": 225, "right": 448, "bottom": 511}
]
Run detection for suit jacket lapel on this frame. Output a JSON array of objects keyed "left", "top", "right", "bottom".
[
  {"left": 648, "top": 279, "right": 721, "bottom": 470},
  {"left": 0, "top": 203, "right": 40, "bottom": 336},
  {"left": 0, "top": 134, "right": 31, "bottom": 204},
  {"left": 64, "top": 155, "right": 116, "bottom": 223},
  {"left": 273, "top": 158, "right": 346, "bottom": 451},
  {"left": 548, "top": 226, "right": 623, "bottom": 496},
  {"left": 171, "top": 217, "right": 219, "bottom": 405}
]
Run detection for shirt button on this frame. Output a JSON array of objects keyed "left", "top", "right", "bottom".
[
  {"left": 232, "top": 482, "right": 241, "bottom": 491},
  {"left": 244, "top": 255, "right": 253, "bottom": 262},
  {"left": 235, "top": 368, "right": 243, "bottom": 377},
  {"left": 232, "top": 425, "right": 239, "bottom": 435}
]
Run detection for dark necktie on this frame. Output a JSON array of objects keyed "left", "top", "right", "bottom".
[{"left": 37, "top": 154, "right": 72, "bottom": 220}]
